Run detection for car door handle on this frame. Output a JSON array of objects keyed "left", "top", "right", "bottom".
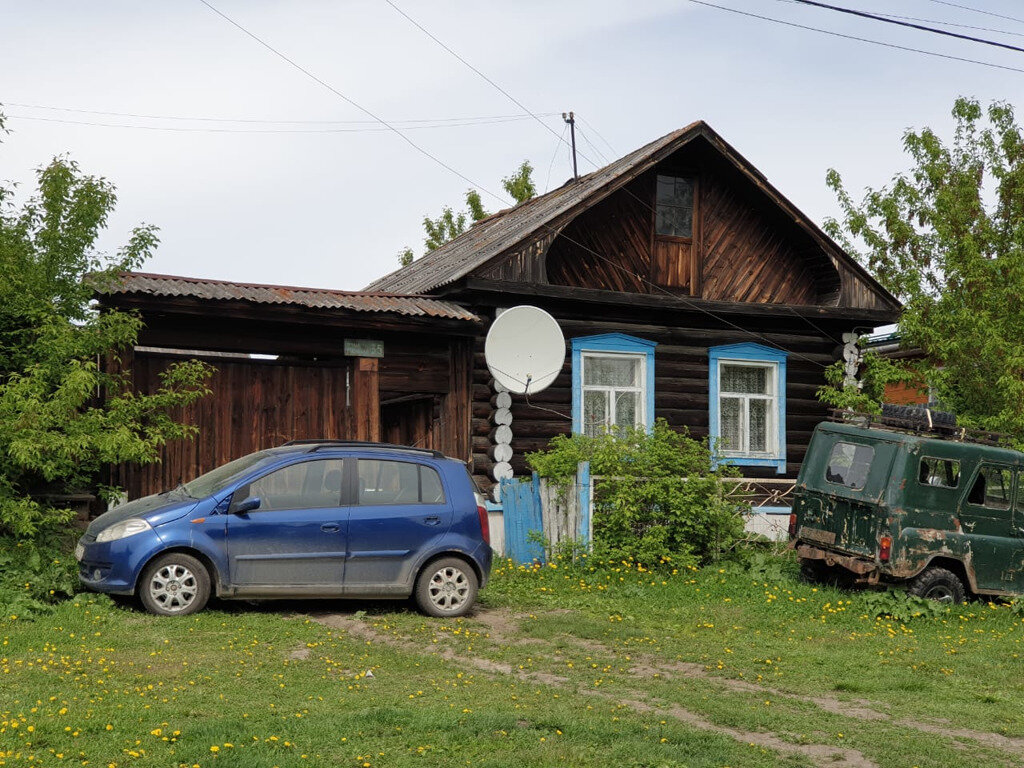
[
  {"left": 423, "top": 516, "right": 441, "bottom": 526},
  {"left": 321, "top": 523, "right": 341, "bottom": 533}
]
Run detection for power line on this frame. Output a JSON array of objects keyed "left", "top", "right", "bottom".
[
  {"left": 925, "top": 0, "right": 1024, "bottom": 26},
  {"left": 3, "top": 101, "right": 559, "bottom": 125},
  {"left": 861, "top": 10, "right": 1024, "bottom": 38},
  {"left": 788, "top": 0, "right": 1024, "bottom": 54},
  {"left": 544, "top": 123, "right": 569, "bottom": 193},
  {"left": 381, "top": 0, "right": 842, "bottom": 357},
  {"left": 686, "top": 0, "right": 1024, "bottom": 75},
  {"left": 575, "top": 114, "right": 618, "bottom": 157},
  {"left": 382, "top": 0, "right": 608, "bottom": 174},
  {"left": 199, "top": 0, "right": 830, "bottom": 366},
  {"left": 197, "top": 0, "right": 511, "bottom": 207},
  {"left": 6, "top": 112, "right": 548, "bottom": 134}
]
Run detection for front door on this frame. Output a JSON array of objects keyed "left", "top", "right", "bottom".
[
  {"left": 226, "top": 458, "right": 348, "bottom": 591},
  {"left": 960, "top": 463, "right": 1018, "bottom": 592},
  {"left": 345, "top": 458, "right": 453, "bottom": 591}
]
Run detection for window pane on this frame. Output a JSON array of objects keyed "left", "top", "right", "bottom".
[
  {"left": 918, "top": 457, "right": 960, "bottom": 488},
  {"left": 825, "top": 442, "right": 874, "bottom": 489},
  {"left": 614, "top": 391, "right": 639, "bottom": 432},
  {"left": 655, "top": 175, "right": 694, "bottom": 237},
  {"left": 248, "top": 459, "right": 345, "bottom": 511},
  {"left": 420, "top": 466, "right": 445, "bottom": 504},
  {"left": 720, "top": 397, "right": 742, "bottom": 452},
  {"left": 358, "top": 459, "right": 422, "bottom": 505},
  {"left": 584, "top": 356, "right": 640, "bottom": 387},
  {"left": 748, "top": 399, "right": 769, "bottom": 453},
  {"left": 583, "top": 390, "right": 608, "bottom": 437},
  {"left": 968, "top": 465, "right": 1012, "bottom": 510},
  {"left": 721, "top": 364, "right": 768, "bottom": 394}
]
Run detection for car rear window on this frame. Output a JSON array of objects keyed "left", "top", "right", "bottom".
[
  {"left": 825, "top": 442, "right": 874, "bottom": 490},
  {"left": 357, "top": 459, "right": 446, "bottom": 505},
  {"left": 918, "top": 457, "right": 960, "bottom": 488}
]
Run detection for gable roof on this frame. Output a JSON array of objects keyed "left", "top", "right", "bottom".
[
  {"left": 104, "top": 272, "right": 478, "bottom": 321},
  {"left": 365, "top": 121, "right": 899, "bottom": 313}
]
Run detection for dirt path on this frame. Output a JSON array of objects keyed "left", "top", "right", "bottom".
[
  {"left": 313, "top": 610, "right": 876, "bottom": 768},
  {"left": 469, "top": 607, "right": 1024, "bottom": 758}
]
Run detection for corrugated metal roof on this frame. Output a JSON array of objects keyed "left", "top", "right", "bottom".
[
  {"left": 364, "top": 123, "right": 703, "bottom": 294},
  {"left": 104, "top": 272, "right": 479, "bottom": 321}
]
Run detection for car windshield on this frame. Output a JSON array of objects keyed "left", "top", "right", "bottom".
[{"left": 182, "top": 451, "right": 276, "bottom": 499}]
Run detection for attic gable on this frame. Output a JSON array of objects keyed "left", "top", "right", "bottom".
[{"left": 366, "top": 122, "right": 899, "bottom": 315}]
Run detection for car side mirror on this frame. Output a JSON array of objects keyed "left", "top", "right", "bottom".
[{"left": 232, "top": 496, "right": 261, "bottom": 514}]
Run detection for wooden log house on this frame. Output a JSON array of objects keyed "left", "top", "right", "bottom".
[{"left": 101, "top": 121, "right": 899, "bottom": 511}]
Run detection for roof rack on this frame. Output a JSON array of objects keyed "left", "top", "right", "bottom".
[
  {"left": 280, "top": 439, "right": 446, "bottom": 459},
  {"left": 827, "top": 408, "right": 1007, "bottom": 447}
]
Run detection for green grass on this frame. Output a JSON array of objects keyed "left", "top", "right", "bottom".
[{"left": 2, "top": 555, "right": 1024, "bottom": 767}]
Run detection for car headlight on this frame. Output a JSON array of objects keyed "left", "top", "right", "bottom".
[{"left": 95, "top": 518, "right": 153, "bottom": 543}]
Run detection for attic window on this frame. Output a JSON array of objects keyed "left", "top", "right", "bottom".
[{"left": 655, "top": 175, "right": 694, "bottom": 238}]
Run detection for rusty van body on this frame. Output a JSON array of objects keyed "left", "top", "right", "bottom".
[{"left": 789, "top": 419, "right": 1024, "bottom": 602}]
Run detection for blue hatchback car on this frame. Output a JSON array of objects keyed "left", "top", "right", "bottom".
[{"left": 76, "top": 441, "right": 492, "bottom": 617}]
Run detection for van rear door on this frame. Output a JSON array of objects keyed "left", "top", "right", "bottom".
[{"left": 797, "top": 431, "right": 898, "bottom": 557}]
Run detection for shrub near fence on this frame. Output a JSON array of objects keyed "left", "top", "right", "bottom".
[{"left": 524, "top": 421, "right": 746, "bottom": 568}]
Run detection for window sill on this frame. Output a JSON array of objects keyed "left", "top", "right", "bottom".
[{"left": 713, "top": 455, "right": 787, "bottom": 474}]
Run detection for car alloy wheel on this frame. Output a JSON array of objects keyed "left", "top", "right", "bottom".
[{"left": 148, "top": 563, "right": 200, "bottom": 613}]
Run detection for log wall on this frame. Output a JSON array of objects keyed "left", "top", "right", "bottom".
[{"left": 468, "top": 304, "right": 844, "bottom": 493}]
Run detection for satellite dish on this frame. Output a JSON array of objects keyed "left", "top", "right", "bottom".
[{"left": 485, "top": 306, "right": 565, "bottom": 395}]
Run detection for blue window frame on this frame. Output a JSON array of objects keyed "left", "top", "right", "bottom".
[
  {"left": 571, "top": 334, "right": 657, "bottom": 436},
  {"left": 708, "top": 342, "right": 787, "bottom": 474}
]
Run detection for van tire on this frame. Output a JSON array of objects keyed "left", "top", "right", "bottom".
[{"left": 907, "top": 566, "right": 966, "bottom": 604}]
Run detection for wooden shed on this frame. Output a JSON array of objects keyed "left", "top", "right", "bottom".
[{"left": 103, "top": 121, "right": 899, "bottom": 507}]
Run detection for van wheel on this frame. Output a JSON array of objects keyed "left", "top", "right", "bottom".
[
  {"left": 908, "top": 567, "right": 966, "bottom": 604},
  {"left": 138, "top": 553, "right": 211, "bottom": 616},
  {"left": 799, "top": 560, "right": 824, "bottom": 584},
  {"left": 414, "top": 557, "right": 478, "bottom": 618}
]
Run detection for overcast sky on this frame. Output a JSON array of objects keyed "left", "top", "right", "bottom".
[{"left": 3, "top": 0, "right": 1023, "bottom": 292}]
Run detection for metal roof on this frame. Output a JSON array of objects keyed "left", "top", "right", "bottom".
[{"left": 103, "top": 272, "right": 478, "bottom": 321}]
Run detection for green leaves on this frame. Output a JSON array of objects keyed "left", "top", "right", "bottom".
[
  {"left": 0, "top": 147, "right": 213, "bottom": 548},
  {"left": 527, "top": 420, "right": 745, "bottom": 567},
  {"left": 826, "top": 97, "right": 1024, "bottom": 445}
]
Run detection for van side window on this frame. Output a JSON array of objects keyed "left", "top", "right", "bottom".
[
  {"left": 918, "top": 457, "right": 960, "bottom": 488},
  {"left": 967, "top": 465, "right": 1013, "bottom": 510},
  {"left": 825, "top": 442, "right": 874, "bottom": 490}
]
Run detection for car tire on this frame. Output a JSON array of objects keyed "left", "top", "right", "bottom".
[
  {"left": 414, "top": 557, "right": 478, "bottom": 618},
  {"left": 138, "top": 553, "right": 211, "bottom": 616},
  {"left": 907, "top": 566, "right": 966, "bottom": 604}
]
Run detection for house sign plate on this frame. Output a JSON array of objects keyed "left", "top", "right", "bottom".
[{"left": 344, "top": 339, "right": 384, "bottom": 358}]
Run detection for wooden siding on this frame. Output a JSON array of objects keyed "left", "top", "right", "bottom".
[
  {"left": 652, "top": 238, "right": 692, "bottom": 292},
  {"left": 699, "top": 171, "right": 823, "bottom": 305},
  {"left": 468, "top": 305, "right": 841, "bottom": 492},
  {"left": 116, "top": 354, "right": 355, "bottom": 500},
  {"left": 542, "top": 150, "right": 842, "bottom": 306},
  {"left": 113, "top": 326, "right": 474, "bottom": 499},
  {"left": 545, "top": 176, "right": 654, "bottom": 293}
]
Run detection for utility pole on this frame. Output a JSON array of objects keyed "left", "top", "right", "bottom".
[{"left": 562, "top": 111, "right": 578, "bottom": 181}]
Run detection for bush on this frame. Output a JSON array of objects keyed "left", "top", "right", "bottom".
[{"left": 527, "top": 420, "right": 745, "bottom": 567}]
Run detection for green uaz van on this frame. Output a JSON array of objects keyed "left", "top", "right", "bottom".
[{"left": 790, "top": 417, "right": 1024, "bottom": 603}]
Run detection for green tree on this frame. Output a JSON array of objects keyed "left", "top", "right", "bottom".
[
  {"left": 824, "top": 97, "right": 1024, "bottom": 443},
  {"left": 398, "top": 161, "right": 536, "bottom": 263},
  {"left": 502, "top": 160, "right": 536, "bottom": 204},
  {"left": 0, "top": 121, "right": 213, "bottom": 604}
]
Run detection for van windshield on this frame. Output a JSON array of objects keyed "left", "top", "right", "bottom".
[{"left": 825, "top": 442, "right": 874, "bottom": 490}]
